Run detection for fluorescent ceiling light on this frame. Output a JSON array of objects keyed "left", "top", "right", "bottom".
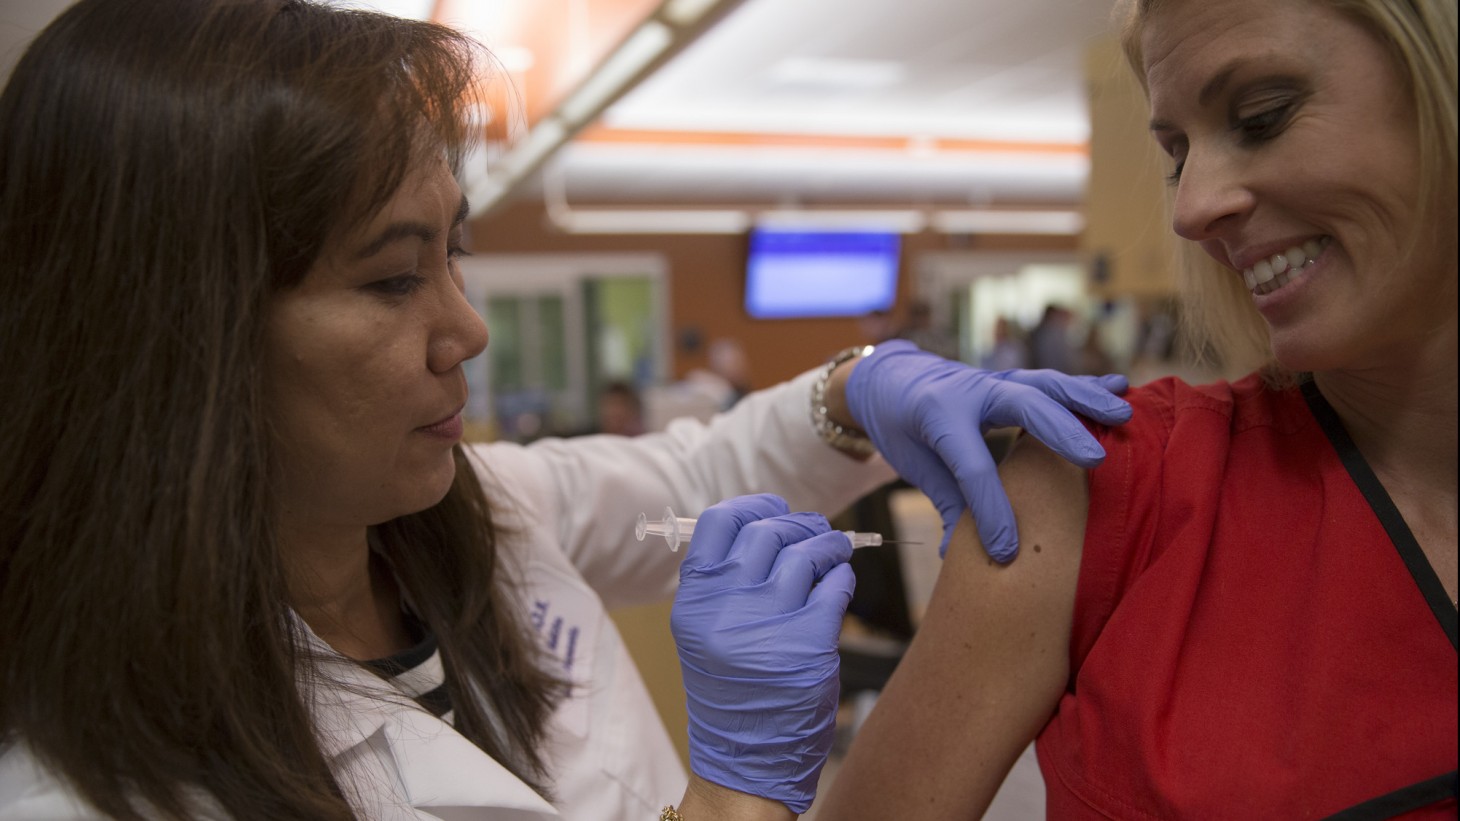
[
  {"left": 756, "top": 209, "right": 926, "bottom": 234},
  {"left": 554, "top": 209, "right": 751, "bottom": 234},
  {"left": 931, "top": 209, "right": 1084, "bottom": 235},
  {"left": 766, "top": 57, "right": 907, "bottom": 92},
  {"left": 543, "top": 207, "right": 1086, "bottom": 236},
  {"left": 557, "top": 21, "right": 674, "bottom": 126},
  {"left": 603, "top": 104, "right": 1087, "bottom": 143},
  {"left": 662, "top": 0, "right": 725, "bottom": 27},
  {"left": 495, "top": 118, "right": 568, "bottom": 181},
  {"left": 465, "top": 178, "right": 511, "bottom": 215}
]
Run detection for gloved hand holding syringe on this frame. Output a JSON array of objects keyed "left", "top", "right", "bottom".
[{"left": 636, "top": 506, "right": 916, "bottom": 552}]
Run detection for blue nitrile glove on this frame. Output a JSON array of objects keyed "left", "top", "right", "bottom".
[
  {"left": 845, "top": 339, "right": 1133, "bottom": 562},
  {"left": 671, "top": 493, "right": 855, "bottom": 814}
]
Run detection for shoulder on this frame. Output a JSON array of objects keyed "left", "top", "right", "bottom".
[
  {"left": 1069, "top": 373, "right": 1307, "bottom": 659},
  {"left": 813, "top": 434, "right": 1088, "bottom": 818},
  {"left": 0, "top": 744, "right": 107, "bottom": 820},
  {"left": 930, "top": 431, "right": 1089, "bottom": 640},
  {"left": 1079, "top": 374, "right": 1283, "bottom": 534},
  {"left": 1091, "top": 372, "right": 1303, "bottom": 446},
  {"left": 926, "top": 431, "right": 1090, "bottom": 669},
  {"left": 1084, "top": 373, "right": 1308, "bottom": 506}
]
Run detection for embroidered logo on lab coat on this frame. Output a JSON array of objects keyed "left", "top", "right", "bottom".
[
  {"left": 523, "top": 559, "right": 601, "bottom": 738},
  {"left": 530, "top": 597, "right": 583, "bottom": 675}
]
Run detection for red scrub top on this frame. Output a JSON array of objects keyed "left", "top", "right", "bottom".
[{"left": 1036, "top": 374, "right": 1457, "bottom": 819}]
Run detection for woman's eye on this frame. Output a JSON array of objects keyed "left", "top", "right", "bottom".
[
  {"left": 1164, "top": 143, "right": 1188, "bottom": 186},
  {"left": 1234, "top": 101, "right": 1295, "bottom": 143},
  {"left": 1165, "top": 160, "right": 1185, "bottom": 186},
  {"left": 367, "top": 274, "right": 427, "bottom": 298},
  {"left": 447, "top": 245, "right": 473, "bottom": 263}
]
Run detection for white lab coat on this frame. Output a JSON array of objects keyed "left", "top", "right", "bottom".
[{"left": 0, "top": 369, "right": 896, "bottom": 820}]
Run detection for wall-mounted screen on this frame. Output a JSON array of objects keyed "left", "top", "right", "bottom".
[{"left": 744, "top": 229, "right": 901, "bottom": 319}]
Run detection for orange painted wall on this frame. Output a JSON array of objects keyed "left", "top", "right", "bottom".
[{"left": 470, "top": 201, "right": 1079, "bottom": 389}]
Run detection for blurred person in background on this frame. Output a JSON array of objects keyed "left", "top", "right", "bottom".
[
  {"left": 980, "top": 316, "right": 1031, "bottom": 371},
  {"left": 896, "top": 299, "right": 960, "bottom": 361},
  {"left": 594, "top": 380, "right": 646, "bottom": 437},
  {"left": 1028, "top": 304, "right": 1080, "bottom": 373}
]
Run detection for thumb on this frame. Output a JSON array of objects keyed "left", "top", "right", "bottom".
[{"left": 803, "top": 562, "right": 856, "bottom": 636}]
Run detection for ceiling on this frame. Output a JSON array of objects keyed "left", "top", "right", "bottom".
[
  {"left": 1, "top": 0, "right": 1123, "bottom": 208},
  {"left": 564, "top": 0, "right": 1115, "bottom": 206}
]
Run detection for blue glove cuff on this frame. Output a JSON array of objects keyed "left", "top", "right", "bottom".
[{"left": 683, "top": 674, "right": 841, "bottom": 814}]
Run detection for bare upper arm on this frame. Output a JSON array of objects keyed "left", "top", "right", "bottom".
[{"left": 815, "top": 435, "right": 1090, "bottom": 820}]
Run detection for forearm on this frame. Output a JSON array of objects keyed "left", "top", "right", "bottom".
[
  {"left": 674, "top": 775, "right": 798, "bottom": 821},
  {"left": 649, "top": 365, "right": 890, "bottom": 512},
  {"left": 534, "top": 367, "right": 891, "bottom": 529}
]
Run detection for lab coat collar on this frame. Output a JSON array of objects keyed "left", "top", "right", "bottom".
[
  {"left": 383, "top": 708, "right": 558, "bottom": 815},
  {"left": 295, "top": 616, "right": 559, "bottom": 818}
]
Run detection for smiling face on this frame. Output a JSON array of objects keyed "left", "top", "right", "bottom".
[
  {"left": 1142, "top": 0, "right": 1453, "bottom": 372},
  {"left": 263, "top": 159, "right": 487, "bottom": 532}
]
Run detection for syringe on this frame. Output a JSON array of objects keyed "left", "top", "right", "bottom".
[{"left": 635, "top": 506, "right": 913, "bottom": 552}]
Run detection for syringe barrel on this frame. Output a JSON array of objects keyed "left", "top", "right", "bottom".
[{"left": 639, "top": 510, "right": 888, "bottom": 552}]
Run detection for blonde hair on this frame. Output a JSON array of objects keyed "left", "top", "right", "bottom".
[{"left": 1117, "top": 0, "right": 1459, "bottom": 379}]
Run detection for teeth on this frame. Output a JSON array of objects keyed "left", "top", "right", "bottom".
[
  {"left": 1252, "top": 259, "right": 1274, "bottom": 284},
  {"left": 1283, "top": 246, "right": 1306, "bottom": 269},
  {"left": 1241, "top": 236, "right": 1328, "bottom": 294}
]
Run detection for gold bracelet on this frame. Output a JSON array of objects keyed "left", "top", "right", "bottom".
[{"left": 659, "top": 805, "right": 684, "bottom": 821}]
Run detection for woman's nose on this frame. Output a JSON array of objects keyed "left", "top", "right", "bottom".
[
  {"left": 1170, "top": 148, "right": 1256, "bottom": 243},
  {"left": 428, "top": 275, "right": 488, "bottom": 374}
]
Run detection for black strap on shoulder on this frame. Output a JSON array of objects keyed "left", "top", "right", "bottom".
[
  {"left": 1302, "top": 381, "right": 1458, "bottom": 652},
  {"left": 1321, "top": 771, "right": 1459, "bottom": 820},
  {"left": 364, "top": 626, "right": 439, "bottom": 676}
]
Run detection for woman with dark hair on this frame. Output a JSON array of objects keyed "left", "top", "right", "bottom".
[{"left": 0, "top": 1, "right": 1131, "bottom": 818}]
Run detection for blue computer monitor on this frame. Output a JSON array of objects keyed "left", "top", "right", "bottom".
[{"left": 744, "top": 228, "right": 901, "bottom": 319}]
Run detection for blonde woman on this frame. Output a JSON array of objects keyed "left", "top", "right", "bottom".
[{"left": 824, "top": 0, "right": 1457, "bottom": 816}]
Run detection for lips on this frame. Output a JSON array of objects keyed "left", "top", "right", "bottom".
[{"left": 417, "top": 406, "right": 465, "bottom": 440}]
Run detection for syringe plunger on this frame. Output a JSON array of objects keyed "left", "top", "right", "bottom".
[{"left": 636, "top": 507, "right": 699, "bottom": 552}]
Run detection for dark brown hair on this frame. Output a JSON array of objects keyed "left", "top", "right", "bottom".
[{"left": 0, "top": 0, "right": 557, "bottom": 817}]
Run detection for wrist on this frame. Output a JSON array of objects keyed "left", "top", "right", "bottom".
[
  {"left": 823, "top": 355, "right": 863, "bottom": 430},
  {"left": 674, "top": 774, "right": 799, "bottom": 820}
]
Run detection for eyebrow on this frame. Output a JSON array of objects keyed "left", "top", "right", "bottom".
[
  {"left": 1198, "top": 66, "right": 1237, "bottom": 107},
  {"left": 1148, "top": 64, "right": 1239, "bottom": 133},
  {"left": 353, "top": 194, "right": 471, "bottom": 260}
]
